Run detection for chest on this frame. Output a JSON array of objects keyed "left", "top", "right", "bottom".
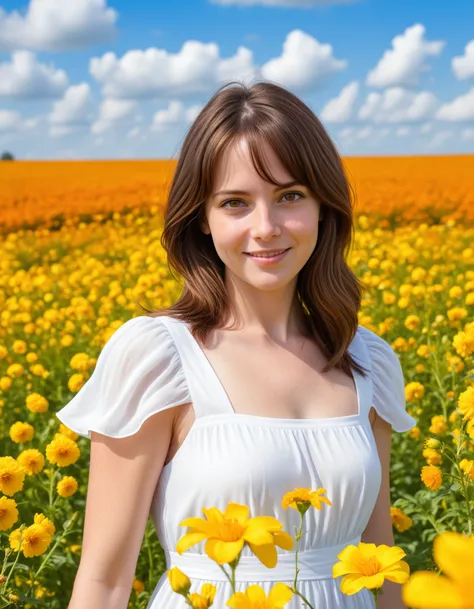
[{"left": 165, "top": 332, "right": 374, "bottom": 467}]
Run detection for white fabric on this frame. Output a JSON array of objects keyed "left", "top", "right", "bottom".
[{"left": 56, "top": 315, "right": 416, "bottom": 609}]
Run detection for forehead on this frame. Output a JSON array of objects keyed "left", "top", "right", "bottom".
[{"left": 212, "top": 136, "right": 293, "bottom": 189}]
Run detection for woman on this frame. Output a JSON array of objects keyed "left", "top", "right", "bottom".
[{"left": 56, "top": 80, "right": 416, "bottom": 609}]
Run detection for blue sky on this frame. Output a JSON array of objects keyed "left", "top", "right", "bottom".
[{"left": 1, "top": 0, "right": 473, "bottom": 159}]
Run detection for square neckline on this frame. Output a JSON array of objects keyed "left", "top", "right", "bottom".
[{"left": 177, "top": 318, "right": 363, "bottom": 425}]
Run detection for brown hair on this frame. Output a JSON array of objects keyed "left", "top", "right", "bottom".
[{"left": 139, "top": 80, "right": 368, "bottom": 378}]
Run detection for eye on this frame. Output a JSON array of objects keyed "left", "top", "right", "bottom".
[{"left": 220, "top": 191, "right": 304, "bottom": 209}]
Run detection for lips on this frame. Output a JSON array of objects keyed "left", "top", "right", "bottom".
[{"left": 245, "top": 248, "right": 290, "bottom": 256}]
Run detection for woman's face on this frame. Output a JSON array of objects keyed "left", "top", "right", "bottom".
[{"left": 202, "top": 136, "right": 323, "bottom": 294}]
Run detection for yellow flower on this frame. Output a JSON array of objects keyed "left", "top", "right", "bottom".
[
  {"left": 17, "top": 449, "right": 45, "bottom": 476},
  {"left": 177, "top": 503, "right": 294, "bottom": 568},
  {"left": 458, "top": 386, "right": 474, "bottom": 421},
  {"left": 0, "top": 456, "right": 26, "bottom": 496},
  {"left": 281, "top": 487, "right": 332, "bottom": 513},
  {"left": 422, "top": 448, "right": 442, "bottom": 466},
  {"left": 390, "top": 507, "right": 413, "bottom": 533},
  {"left": 25, "top": 393, "right": 48, "bottom": 413},
  {"left": 188, "top": 584, "right": 216, "bottom": 609},
  {"left": 227, "top": 583, "right": 293, "bottom": 608},
  {"left": 57, "top": 475, "right": 78, "bottom": 497},
  {"left": 421, "top": 465, "right": 443, "bottom": 490},
  {"left": 424, "top": 438, "right": 441, "bottom": 449},
  {"left": 402, "top": 531, "right": 474, "bottom": 608},
  {"left": 9, "top": 422, "right": 35, "bottom": 443},
  {"left": 45, "top": 433, "right": 80, "bottom": 467},
  {"left": 430, "top": 415, "right": 448, "bottom": 434},
  {"left": 167, "top": 567, "right": 191, "bottom": 595},
  {"left": 332, "top": 542, "right": 410, "bottom": 595},
  {"left": 9, "top": 523, "right": 52, "bottom": 557},
  {"left": 405, "top": 382, "right": 425, "bottom": 401},
  {"left": 0, "top": 496, "right": 19, "bottom": 531}
]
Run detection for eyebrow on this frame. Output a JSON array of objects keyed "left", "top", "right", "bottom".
[{"left": 212, "top": 180, "right": 302, "bottom": 198}]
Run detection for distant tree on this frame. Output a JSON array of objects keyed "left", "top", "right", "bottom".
[{"left": 1, "top": 151, "right": 15, "bottom": 161}]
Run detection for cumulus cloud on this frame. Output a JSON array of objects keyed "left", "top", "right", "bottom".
[
  {"left": 358, "top": 87, "right": 438, "bottom": 123},
  {"left": 261, "top": 30, "right": 346, "bottom": 89},
  {"left": 0, "top": 110, "right": 22, "bottom": 132},
  {"left": 0, "top": 51, "right": 68, "bottom": 99},
  {"left": 436, "top": 87, "right": 474, "bottom": 121},
  {"left": 49, "top": 83, "right": 94, "bottom": 126},
  {"left": 91, "top": 98, "right": 137, "bottom": 134},
  {"left": 90, "top": 31, "right": 345, "bottom": 98},
  {"left": 366, "top": 24, "right": 444, "bottom": 88},
  {"left": 151, "top": 100, "right": 203, "bottom": 132},
  {"left": 210, "top": 0, "right": 355, "bottom": 6},
  {"left": 90, "top": 42, "right": 257, "bottom": 98},
  {"left": 0, "top": 0, "right": 117, "bottom": 52},
  {"left": 452, "top": 41, "right": 474, "bottom": 80},
  {"left": 337, "top": 125, "right": 390, "bottom": 142},
  {"left": 0, "top": 109, "right": 39, "bottom": 132},
  {"left": 320, "top": 81, "right": 359, "bottom": 123}
]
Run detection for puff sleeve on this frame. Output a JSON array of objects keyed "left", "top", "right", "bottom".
[
  {"left": 55, "top": 316, "right": 191, "bottom": 439},
  {"left": 358, "top": 326, "right": 417, "bottom": 433}
]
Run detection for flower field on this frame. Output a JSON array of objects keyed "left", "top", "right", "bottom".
[{"left": 0, "top": 156, "right": 473, "bottom": 608}]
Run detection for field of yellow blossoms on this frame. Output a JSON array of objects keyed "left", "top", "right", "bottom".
[{"left": 0, "top": 156, "right": 473, "bottom": 608}]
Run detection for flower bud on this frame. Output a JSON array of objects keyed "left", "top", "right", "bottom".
[{"left": 167, "top": 567, "right": 191, "bottom": 595}]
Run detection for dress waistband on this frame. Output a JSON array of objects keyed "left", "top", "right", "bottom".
[{"left": 165, "top": 536, "right": 361, "bottom": 582}]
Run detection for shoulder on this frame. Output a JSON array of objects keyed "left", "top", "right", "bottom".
[
  {"left": 356, "top": 324, "right": 401, "bottom": 371},
  {"left": 356, "top": 325, "right": 416, "bottom": 433}
]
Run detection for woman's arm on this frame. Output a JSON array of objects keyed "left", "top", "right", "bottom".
[
  {"left": 67, "top": 405, "right": 177, "bottom": 608},
  {"left": 361, "top": 412, "right": 407, "bottom": 609}
]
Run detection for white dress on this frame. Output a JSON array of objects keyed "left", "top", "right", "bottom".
[{"left": 55, "top": 315, "right": 416, "bottom": 609}]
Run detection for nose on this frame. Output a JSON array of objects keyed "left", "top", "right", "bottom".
[{"left": 249, "top": 203, "right": 281, "bottom": 239}]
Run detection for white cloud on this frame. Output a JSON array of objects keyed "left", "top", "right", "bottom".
[
  {"left": 337, "top": 125, "right": 390, "bottom": 142},
  {"left": 461, "top": 128, "right": 474, "bottom": 140},
  {"left": 320, "top": 81, "right": 359, "bottom": 123},
  {"left": 49, "top": 83, "right": 94, "bottom": 127},
  {"left": 419, "top": 122, "right": 434, "bottom": 134},
  {"left": 426, "top": 130, "right": 453, "bottom": 148},
  {"left": 0, "top": 51, "right": 68, "bottom": 99},
  {"left": 89, "top": 30, "right": 345, "bottom": 98},
  {"left": 366, "top": 24, "right": 444, "bottom": 88},
  {"left": 91, "top": 98, "right": 137, "bottom": 134},
  {"left": 0, "top": 110, "right": 22, "bottom": 131},
  {"left": 261, "top": 30, "right": 346, "bottom": 88},
  {"left": 358, "top": 87, "right": 438, "bottom": 123},
  {"left": 0, "top": 109, "right": 40, "bottom": 132},
  {"left": 396, "top": 126, "right": 411, "bottom": 137},
  {"left": 210, "top": 0, "right": 355, "bottom": 6},
  {"left": 90, "top": 42, "right": 258, "bottom": 98},
  {"left": 0, "top": 0, "right": 117, "bottom": 52},
  {"left": 452, "top": 41, "right": 474, "bottom": 80},
  {"left": 436, "top": 87, "right": 474, "bottom": 121},
  {"left": 151, "top": 100, "right": 203, "bottom": 132}
]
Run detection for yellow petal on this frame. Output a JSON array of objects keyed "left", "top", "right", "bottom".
[
  {"left": 205, "top": 538, "right": 244, "bottom": 565},
  {"left": 433, "top": 531, "right": 474, "bottom": 582},
  {"left": 245, "top": 516, "right": 283, "bottom": 532},
  {"left": 245, "top": 584, "right": 267, "bottom": 603},
  {"left": 243, "top": 528, "right": 276, "bottom": 546},
  {"left": 201, "top": 507, "right": 225, "bottom": 524},
  {"left": 179, "top": 517, "right": 214, "bottom": 534},
  {"left": 273, "top": 530, "right": 294, "bottom": 551},
  {"left": 248, "top": 541, "right": 278, "bottom": 568},
  {"left": 356, "top": 542, "right": 377, "bottom": 559},
  {"left": 268, "top": 582, "right": 293, "bottom": 607},
  {"left": 225, "top": 503, "right": 250, "bottom": 525},
  {"left": 381, "top": 561, "right": 411, "bottom": 584},
  {"left": 334, "top": 544, "right": 362, "bottom": 569},
  {"left": 341, "top": 573, "right": 384, "bottom": 595},
  {"left": 376, "top": 545, "right": 407, "bottom": 567},
  {"left": 402, "top": 571, "right": 464, "bottom": 609},
  {"left": 176, "top": 532, "right": 209, "bottom": 554},
  {"left": 226, "top": 592, "right": 249, "bottom": 609}
]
